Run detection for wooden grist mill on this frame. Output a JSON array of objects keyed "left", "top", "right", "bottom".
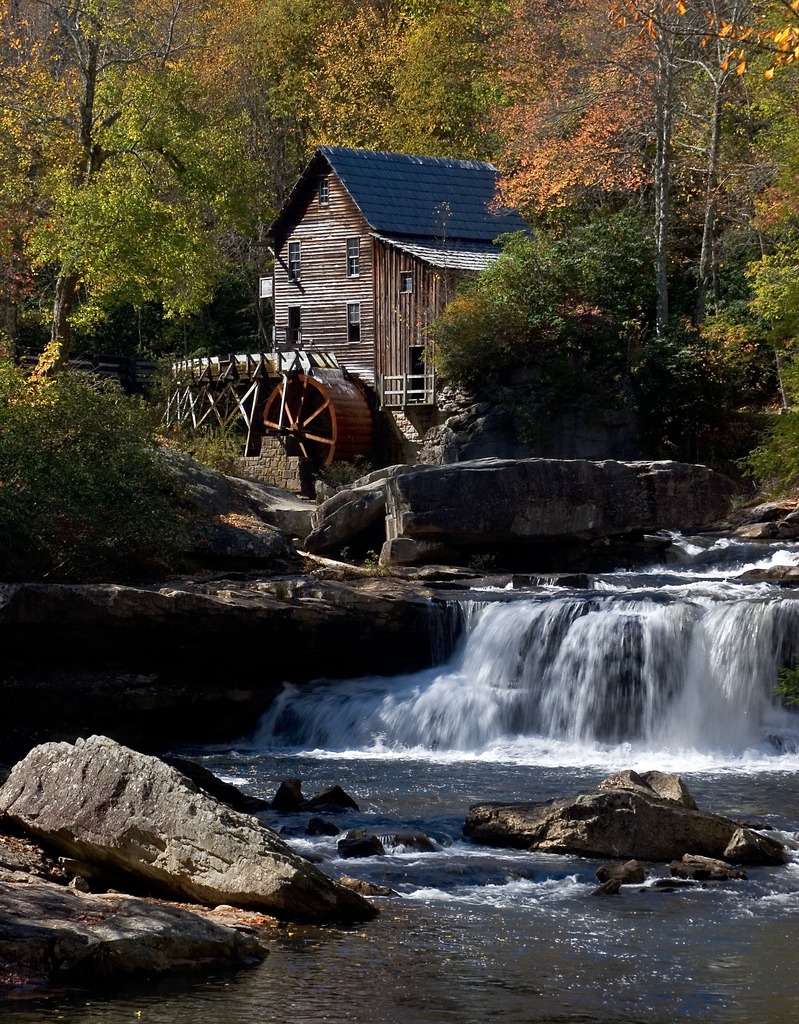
[{"left": 166, "top": 349, "right": 374, "bottom": 470}]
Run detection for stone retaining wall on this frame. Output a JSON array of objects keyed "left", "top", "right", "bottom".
[{"left": 236, "top": 437, "right": 302, "bottom": 493}]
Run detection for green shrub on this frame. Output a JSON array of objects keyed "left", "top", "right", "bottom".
[
  {"left": 164, "top": 422, "right": 245, "bottom": 477},
  {"left": 0, "top": 360, "right": 183, "bottom": 581},
  {"left": 317, "top": 456, "right": 373, "bottom": 490},
  {"left": 776, "top": 665, "right": 799, "bottom": 707},
  {"left": 432, "top": 211, "right": 654, "bottom": 414},
  {"left": 741, "top": 411, "right": 799, "bottom": 494},
  {"left": 740, "top": 355, "right": 799, "bottom": 494}
]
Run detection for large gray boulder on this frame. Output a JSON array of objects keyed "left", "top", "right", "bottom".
[
  {"left": 382, "top": 458, "right": 737, "bottom": 564},
  {"left": 464, "top": 771, "right": 785, "bottom": 864},
  {"left": 0, "top": 736, "right": 376, "bottom": 924},
  {"left": 0, "top": 879, "right": 264, "bottom": 992},
  {"left": 167, "top": 450, "right": 313, "bottom": 538},
  {"left": 303, "top": 457, "right": 737, "bottom": 565},
  {"left": 162, "top": 451, "right": 311, "bottom": 566},
  {"left": 305, "top": 488, "right": 387, "bottom": 554},
  {"left": 304, "top": 465, "right": 427, "bottom": 555}
]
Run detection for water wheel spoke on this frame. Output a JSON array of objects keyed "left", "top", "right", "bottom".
[
  {"left": 263, "top": 418, "right": 283, "bottom": 430},
  {"left": 300, "top": 399, "right": 331, "bottom": 428},
  {"left": 302, "top": 431, "right": 335, "bottom": 446}
]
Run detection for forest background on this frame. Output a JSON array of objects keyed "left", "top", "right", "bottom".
[{"left": 2, "top": 0, "right": 799, "bottom": 495}]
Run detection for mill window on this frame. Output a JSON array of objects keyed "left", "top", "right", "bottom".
[
  {"left": 347, "top": 238, "right": 360, "bottom": 277},
  {"left": 400, "top": 272, "right": 413, "bottom": 294},
  {"left": 287, "top": 241, "right": 301, "bottom": 282},
  {"left": 347, "top": 302, "right": 361, "bottom": 344},
  {"left": 319, "top": 177, "right": 330, "bottom": 206}
]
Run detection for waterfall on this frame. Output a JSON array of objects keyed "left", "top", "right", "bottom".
[{"left": 253, "top": 590, "right": 799, "bottom": 757}]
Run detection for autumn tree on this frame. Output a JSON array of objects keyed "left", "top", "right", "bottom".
[
  {"left": 495, "top": 0, "right": 771, "bottom": 337},
  {"left": 0, "top": 0, "right": 252, "bottom": 366}
]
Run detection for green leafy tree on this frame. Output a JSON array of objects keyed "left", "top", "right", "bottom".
[
  {"left": 0, "top": 0, "right": 253, "bottom": 367},
  {"left": 433, "top": 210, "right": 654, "bottom": 408}
]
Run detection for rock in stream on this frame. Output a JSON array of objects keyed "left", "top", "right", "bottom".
[{"left": 0, "top": 735, "right": 377, "bottom": 925}]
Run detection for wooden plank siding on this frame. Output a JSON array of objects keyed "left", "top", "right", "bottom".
[
  {"left": 374, "top": 239, "right": 463, "bottom": 387},
  {"left": 272, "top": 173, "right": 376, "bottom": 385}
]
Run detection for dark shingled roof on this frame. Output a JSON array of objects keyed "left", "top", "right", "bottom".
[{"left": 268, "top": 147, "right": 528, "bottom": 244}]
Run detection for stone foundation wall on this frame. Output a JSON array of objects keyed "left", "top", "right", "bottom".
[{"left": 236, "top": 437, "right": 303, "bottom": 493}]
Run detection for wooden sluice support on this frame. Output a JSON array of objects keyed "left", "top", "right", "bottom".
[
  {"left": 166, "top": 352, "right": 278, "bottom": 455},
  {"left": 166, "top": 349, "right": 373, "bottom": 462}
]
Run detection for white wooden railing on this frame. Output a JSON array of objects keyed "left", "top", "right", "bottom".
[{"left": 379, "top": 372, "right": 436, "bottom": 407}]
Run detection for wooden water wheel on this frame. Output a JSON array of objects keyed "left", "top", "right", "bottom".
[{"left": 262, "top": 374, "right": 372, "bottom": 465}]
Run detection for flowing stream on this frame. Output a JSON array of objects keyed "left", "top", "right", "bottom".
[{"left": 8, "top": 535, "right": 799, "bottom": 1023}]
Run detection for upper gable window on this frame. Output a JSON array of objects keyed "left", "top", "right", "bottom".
[
  {"left": 347, "top": 238, "right": 360, "bottom": 278},
  {"left": 319, "top": 177, "right": 330, "bottom": 207},
  {"left": 287, "top": 241, "right": 301, "bottom": 282},
  {"left": 399, "top": 272, "right": 413, "bottom": 294}
]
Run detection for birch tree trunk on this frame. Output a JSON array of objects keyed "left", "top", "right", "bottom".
[
  {"left": 653, "top": 37, "right": 676, "bottom": 340},
  {"left": 694, "top": 77, "right": 724, "bottom": 324}
]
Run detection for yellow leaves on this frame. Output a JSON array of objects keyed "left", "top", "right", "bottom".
[
  {"left": 29, "top": 341, "right": 64, "bottom": 385},
  {"left": 765, "top": 66, "right": 775, "bottom": 79},
  {"left": 676, "top": 0, "right": 686, "bottom": 15}
]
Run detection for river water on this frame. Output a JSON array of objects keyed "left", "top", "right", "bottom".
[{"left": 8, "top": 535, "right": 799, "bottom": 1023}]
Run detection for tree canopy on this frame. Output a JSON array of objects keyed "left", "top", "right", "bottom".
[{"left": 1, "top": 0, "right": 798, "bottom": 482}]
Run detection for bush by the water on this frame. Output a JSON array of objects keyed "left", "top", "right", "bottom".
[
  {"left": 163, "top": 422, "right": 245, "bottom": 477},
  {"left": 0, "top": 361, "right": 183, "bottom": 581},
  {"left": 740, "top": 357, "right": 799, "bottom": 494}
]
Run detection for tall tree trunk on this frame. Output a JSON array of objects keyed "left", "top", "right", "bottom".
[
  {"left": 44, "top": 32, "right": 99, "bottom": 372},
  {"left": 694, "top": 81, "right": 723, "bottom": 324},
  {"left": 50, "top": 274, "right": 80, "bottom": 370},
  {"left": 653, "top": 39, "right": 675, "bottom": 340}
]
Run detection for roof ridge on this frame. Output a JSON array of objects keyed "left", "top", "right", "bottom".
[
  {"left": 319, "top": 145, "right": 497, "bottom": 172},
  {"left": 268, "top": 147, "right": 528, "bottom": 243}
]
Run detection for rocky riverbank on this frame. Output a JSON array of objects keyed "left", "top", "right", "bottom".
[
  {"left": 6, "top": 454, "right": 798, "bottom": 762},
  {"left": 0, "top": 736, "right": 377, "bottom": 996}
]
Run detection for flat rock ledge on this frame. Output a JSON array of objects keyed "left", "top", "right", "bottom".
[
  {"left": 0, "top": 879, "right": 264, "bottom": 995},
  {"left": 0, "top": 736, "right": 376, "bottom": 926},
  {"left": 464, "top": 770, "right": 788, "bottom": 865},
  {"left": 0, "top": 576, "right": 442, "bottom": 758}
]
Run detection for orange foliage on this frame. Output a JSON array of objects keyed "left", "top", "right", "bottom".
[{"left": 495, "top": 0, "right": 655, "bottom": 213}]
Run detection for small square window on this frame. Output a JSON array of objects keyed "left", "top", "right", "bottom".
[
  {"left": 347, "top": 302, "right": 361, "bottom": 344},
  {"left": 399, "top": 272, "right": 413, "bottom": 294},
  {"left": 319, "top": 177, "right": 330, "bottom": 206},
  {"left": 287, "top": 241, "right": 301, "bottom": 282},
  {"left": 347, "top": 238, "right": 360, "bottom": 277}
]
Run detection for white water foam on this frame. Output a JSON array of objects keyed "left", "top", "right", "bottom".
[
  {"left": 410, "top": 874, "right": 587, "bottom": 907},
  {"left": 252, "top": 583, "right": 799, "bottom": 773}
]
